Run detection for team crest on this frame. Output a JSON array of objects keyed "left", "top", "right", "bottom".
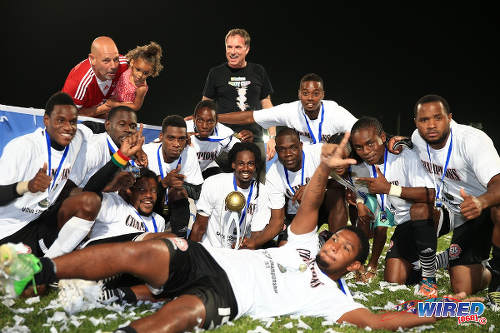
[
  {"left": 169, "top": 237, "right": 188, "bottom": 251},
  {"left": 449, "top": 243, "right": 461, "bottom": 260}
]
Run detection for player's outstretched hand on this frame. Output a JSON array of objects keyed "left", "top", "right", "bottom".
[
  {"left": 28, "top": 163, "right": 52, "bottom": 193},
  {"left": 320, "top": 132, "right": 357, "bottom": 169},
  {"left": 120, "top": 124, "right": 145, "bottom": 158}
]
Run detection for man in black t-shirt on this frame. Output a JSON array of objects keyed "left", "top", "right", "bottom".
[{"left": 202, "top": 28, "right": 276, "bottom": 162}]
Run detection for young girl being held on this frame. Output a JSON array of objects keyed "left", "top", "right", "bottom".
[{"left": 107, "top": 41, "right": 164, "bottom": 111}]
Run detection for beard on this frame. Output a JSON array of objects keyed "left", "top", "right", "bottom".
[
  {"left": 315, "top": 254, "right": 329, "bottom": 273},
  {"left": 424, "top": 128, "right": 450, "bottom": 147}
]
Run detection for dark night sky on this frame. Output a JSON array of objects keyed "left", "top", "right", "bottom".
[{"left": 2, "top": 1, "right": 498, "bottom": 146}]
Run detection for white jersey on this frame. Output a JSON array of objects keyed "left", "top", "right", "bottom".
[
  {"left": 204, "top": 227, "right": 364, "bottom": 321},
  {"left": 266, "top": 143, "right": 322, "bottom": 214},
  {"left": 83, "top": 192, "right": 165, "bottom": 245},
  {"left": 196, "top": 172, "right": 271, "bottom": 248},
  {"left": 69, "top": 132, "right": 120, "bottom": 187},
  {"left": 411, "top": 120, "right": 500, "bottom": 228},
  {"left": 186, "top": 120, "right": 239, "bottom": 171},
  {"left": 0, "top": 125, "right": 92, "bottom": 239},
  {"left": 253, "top": 100, "right": 357, "bottom": 144},
  {"left": 142, "top": 142, "right": 204, "bottom": 186},
  {"left": 351, "top": 149, "right": 434, "bottom": 225}
]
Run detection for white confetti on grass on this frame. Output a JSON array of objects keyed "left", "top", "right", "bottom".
[
  {"left": 1, "top": 325, "right": 31, "bottom": 333},
  {"left": 297, "top": 318, "right": 311, "bottom": 330},
  {"left": 283, "top": 322, "right": 294, "bottom": 329},
  {"left": 13, "top": 314, "right": 25, "bottom": 326},
  {"left": 24, "top": 296, "right": 40, "bottom": 304},
  {"left": 2, "top": 298, "right": 15, "bottom": 307},
  {"left": 247, "top": 325, "right": 270, "bottom": 333}
]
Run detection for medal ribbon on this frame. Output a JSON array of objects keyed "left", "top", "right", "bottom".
[
  {"left": 302, "top": 102, "right": 325, "bottom": 144},
  {"left": 371, "top": 148, "right": 388, "bottom": 213},
  {"left": 233, "top": 175, "right": 254, "bottom": 226},
  {"left": 426, "top": 129, "right": 453, "bottom": 204},
  {"left": 133, "top": 209, "right": 158, "bottom": 233},
  {"left": 157, "top": 144, "right": 182, "bottom": 206},
  {"left": 284, "top": 151, "right": 305, "bottom": 195},
  {"left": 45, "top": 130, "right": 70, "bottom": 192}
]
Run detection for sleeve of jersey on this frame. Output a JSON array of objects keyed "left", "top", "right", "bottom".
[
  {"left": 0, "top": 137, "right": 32, "bottom": 185},
  {"left": 259, "top": 65, "right": 274, "bottom": 99},
  {"left": 253, "top": 104, "right": 289, "bottom": 129},
  {"left": 62, "top": 72, "right": 85, "bottom": 108},
  {"left": 265, "top": 167, "right": 286, "bottom": 209},
  {"left": 195, "top": 178, "right": 215, "bottom": 216},
  {"left": 338, "top": 106, "right": 358, "bottom": 132},
  {"left": 464, "top": 131, "right": 500, "bottom": 186},
  {"left": 95, "top": 193, "right": 115, "bottom": 223},
  {"left": 251, "top": 188, "right": 272, "bottom": 232},
  {"left": 286, "top": 226, "right": 318, "bottom": 250},
  {"left": 323, "top": 298, "right": 365, "bottom": 323},
  {"left": 182, "top": 149, "right": 204, "bottom": 185},
  {"left": 202, "top": 68, "right": 216, "bottom": 99}
]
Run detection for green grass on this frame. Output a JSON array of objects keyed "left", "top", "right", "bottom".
[{"left": 1, "top": 230, "right": 499, "bottom": 332}]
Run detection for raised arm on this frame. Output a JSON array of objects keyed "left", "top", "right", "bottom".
[
  {"left": 290, "top": 134, "right": 357, "bottom": 235},
  {"left": 217, "top": 111, "right": 256, "bottom": 125}
]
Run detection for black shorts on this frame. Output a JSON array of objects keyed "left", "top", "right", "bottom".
[
  {"left": 0, "top": 200, "right": 62, "bottom": 257},
  {"left": 448, "top": 209, "right": 493, "bottom": 267},
  {"left": 160, "top": 238, "right": 238, "bottom": 329},
  {"left": 385, "top": 208, "right": 493, "bottom": 283}
]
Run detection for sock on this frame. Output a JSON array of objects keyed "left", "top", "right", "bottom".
[
  {"left": 412, "top": 219, "right": 437, "bottom": 282},
  {"left": 33, "top": 257, "right": 58, "bottom": 285},
  {"left": 44, "top": 217, "right": 95, "bottom": 258},
  {"left": 100, "top": 286, "right": 137, "bottom": 303},
  {"left": 436, "top": 249, "right": 449, "bottom": 270},
  {"left": 114, "top": 327, "right": 138, "bottom": 333}
]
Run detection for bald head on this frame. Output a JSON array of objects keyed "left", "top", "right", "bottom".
[{"left": 89, "top": 36, "right": 120, "bottom": 81}]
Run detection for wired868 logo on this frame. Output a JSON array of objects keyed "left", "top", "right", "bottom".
[{"left": 383, "top": 297, "right": 487, "bottom": 325}]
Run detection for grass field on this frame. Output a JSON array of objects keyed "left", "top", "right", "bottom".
[{"left": 1, "top": 230, "right": 499, "bottom": 332}]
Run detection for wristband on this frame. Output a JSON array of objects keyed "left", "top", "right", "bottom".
[
  {"left": 111, "top": 151, "right": 130, "bottom": 168},
  {"left": 16, "top": 181, "right": 29, "bottom": 195},
  {"left": 389, "top": 184, "right": 402, "bottom": 197}
]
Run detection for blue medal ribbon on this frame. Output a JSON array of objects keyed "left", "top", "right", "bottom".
[
  {"left": 133, "top": 209, "right": 158, "bottom": 233},
  {"left": 371, "top": 148, "right": 388, "bottom": 213},
  {"left": 284, "top": 151, "right": 305, "bottom": 195},
  {"left": 426, "top": 129, "right": 453, "bottom": 205},
  {"left": 157, "top": 144, "right": 182, "bottom": 206},
  {"left": 45, "top": 130, "right": 70, "bottom": 192},
  {"left": 233, "top": 175, "right": 254, "bottom": 226},
  {"left": 302, "top": 102, "right": 325, "bottom": 144}
]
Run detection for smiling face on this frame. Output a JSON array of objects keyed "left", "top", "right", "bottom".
[
  {"left": 351, "top": 127, "right": 386, "bottom": 165},
  {"left": 232, "top": 150, "right": 256, "bottom": 187},
  {"left": 105, "top": 110, "right": 137, "bottom": 147},
  {"left": 44, "top": 105, "right": 78, "bottom": 147},
  {"left": 415, "top": 101, "right": 452, "bottom": 149},
  {"left": 225, "top": 34, "right": 249, "bottom": 68},
  {"left": 276, "top": 134, "right": 303, "bottom": 172},
  {"left": 129, "top": 177, "right": 158, "bottom": 215},
  {"left": 316, "top": 229, "right": 361, "bottom": 277},
  {"left": 194, "top": 107, "right": 217, "bottom": 138},
  {"left": 298, "top": 80, "right": 324, "bottom": 115}
]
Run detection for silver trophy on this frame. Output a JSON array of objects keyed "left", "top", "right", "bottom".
[{"left": 221, "top": 191, "right": 249, "bottom": 249}]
